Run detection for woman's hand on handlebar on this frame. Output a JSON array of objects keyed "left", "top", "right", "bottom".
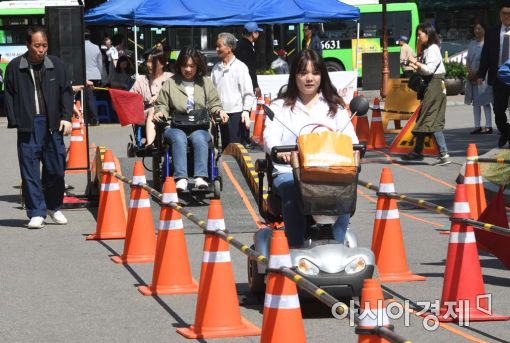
[{"left": 276, "top": 152, "right": 292, "bottom": 164}]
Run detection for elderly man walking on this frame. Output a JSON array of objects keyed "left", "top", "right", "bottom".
[
  {"left": 211, "top": 32, "right": 255, "bottom": 150},
  {"left": 4, "top": 26, "right": 73, "bottom": 229}
]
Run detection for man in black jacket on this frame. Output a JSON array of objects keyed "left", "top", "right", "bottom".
[
  {"left": 235, "top": 22, "right": 263, "bottom": 98},
  {"left": 235, "top": 22, "right": 263, "bottom": 148},
  {"left": 4, "top": 26, "right": 73, "bottom": 229},
  {"left": 478, "top": 2, "right": 510, "bottom": 147},
  {"left": 302, "top": 24, "right": 323, "bottom": 56}
]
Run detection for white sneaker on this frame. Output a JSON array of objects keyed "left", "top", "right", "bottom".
[
  {"left": 48, "top": 210, "right": 68, "bottom": 224},
  {"left": 194, "top": 177, "right": 208, "bottom": 189},
  {"left": 28, "top": 216, "right": 45, "bottom": 229},
  {"left": 176, "top": 178, "right": 188, "bottom": 191}
]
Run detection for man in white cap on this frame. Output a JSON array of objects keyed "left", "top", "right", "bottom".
[{"left": 397, "top": 35, "right": 415, "bottom": 78}]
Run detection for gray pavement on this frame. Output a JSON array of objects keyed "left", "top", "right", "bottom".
[{"left": 0, "top": 99, "right": 509, "bottom": 343}]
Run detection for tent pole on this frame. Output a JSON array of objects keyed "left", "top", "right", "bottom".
[
  {"left": 134, "top": 25, "right": 139, "bottom": 77},
  {"left": 356, "top": 20, "right": 360, "bottom": 74}
]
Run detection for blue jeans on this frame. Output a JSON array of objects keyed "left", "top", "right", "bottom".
[
  {"left": 18, "top": 115, "right": 66, "bottom": 218},
  {"left": 273, "top": 173, "right": 350, "bottom": 247},
  {"left": 163, "top": 128, "right": 211, "bottom": 179},
  {"left": 433, "top": 131, "right": 448, "bottom": 154}
]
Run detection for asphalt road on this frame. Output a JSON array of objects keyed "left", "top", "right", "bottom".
[{"left": 0, "top": 99, "right": 509, "bottom": 343}]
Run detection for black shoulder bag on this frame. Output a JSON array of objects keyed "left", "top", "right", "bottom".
[
  {"left": 171, "top": 85, "right": 211, "bottom": 131},
  {"left": 408, "top": 61, "right": 441, "bottom": 100}
]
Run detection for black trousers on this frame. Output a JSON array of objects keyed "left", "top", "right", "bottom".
[
  {"left": 84, "top": 79, "right": 100, "bottom": 123},
  {"left": 220, "top": 111, "right": 249, "bottom": 150},
  {"left": 492, "top": 79, "right": 510, "bottom": 138}
]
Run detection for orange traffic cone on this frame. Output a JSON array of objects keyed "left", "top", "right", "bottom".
[
  {"left": 177, "top": 199, "right": 261, "bottom": 339},
  {"left": 437, "top": 184, "right": 509, "bottom": 322},
  {"left": 138, "top": 177, "right": 198, "bottom": 295},
  {"left": 260, "top": 230, "right": 306, "bottom": 343},
  {"left": 111, "top": 161, "right": 156, "bottom": 264},
  {"left": 86, "top": 149, "right": 127, "bottom": 240},
  {"left": 367, "top": 98, "right": 387, "bottom": 150},
  {"left": 355, "top": 110, "right": 370, "bottom": 144},
  {"left": 371, "top": 168, "right": 425, "bottom": 282},
  {"left": 464, "top": 144, "right": 487, "bottom": 219},
  {"left": 356, "top": 279, "right": 392, "bottom": 343},
  {"left": 66, "top": 117, "right": 88, "bottom": 173},
  {"left": 476, "top": 186, "right": 510, "bottom": 269},
  {"left": 251, "top": 96, "right": 266, "bottom": 146}
]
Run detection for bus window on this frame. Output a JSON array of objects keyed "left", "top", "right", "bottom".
[
  {"left": 322, "top": 20, "right": 357, "bottom": 49},
  {"left": 359, "top": 11, "right": 412, "bottom": 46},
  {"left": 0, "top": 15, "right": 44, "bottom": 44}
]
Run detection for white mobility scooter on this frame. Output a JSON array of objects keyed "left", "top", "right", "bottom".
[{"left": 247, "top": 96, "right": 375, "bottom": 299}]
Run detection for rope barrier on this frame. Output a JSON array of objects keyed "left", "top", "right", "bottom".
[
  {"left": 466, "top": 156, "right": 510, "bottom": 164},
  {"left": 358, "top": 179, "right": 510, "bottom": 236},
  {"left": 106, "top": 169, "right": 411, "bottom": 343}
]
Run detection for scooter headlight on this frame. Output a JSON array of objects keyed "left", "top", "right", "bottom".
[
  {"left": 297, "top": 258, "right": 320, "bottom": 276},
  {"left": 345, "top": 256, "right": 366, "bottom": 274}
]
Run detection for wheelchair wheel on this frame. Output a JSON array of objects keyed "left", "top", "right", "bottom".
[
  {"left": 213, "top": 179, "right": 221, "bottom": 199},
  {"left": 247, "top": 246, "right": 266, "bottom": 295},
  {"left": 127, "top": 142, "right": 135, "bottom": 158}
]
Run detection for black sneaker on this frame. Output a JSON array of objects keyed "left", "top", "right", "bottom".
[{"left": 400, "top": 152, "right": 424, "bottom": 161}]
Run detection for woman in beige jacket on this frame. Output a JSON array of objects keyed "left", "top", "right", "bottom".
[{"left": 154, "top": 47, "right": 228, "bottom": 191}]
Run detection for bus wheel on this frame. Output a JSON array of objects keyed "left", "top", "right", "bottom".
[{"left": 325, "top": 60, "right": 344, "bottom": 72}]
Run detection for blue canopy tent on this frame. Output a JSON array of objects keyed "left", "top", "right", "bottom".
[
  {"left": 84, "top": 0, "right": 360, "bottom": 73},
  {"left": 133, "top": 0, "right": 359, "bottom": 26}
]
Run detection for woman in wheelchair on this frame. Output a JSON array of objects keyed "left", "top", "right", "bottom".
[
  {"left": 153, "top": 47, "right": 228, "bottom": 191},
  {"left": 130, "top": 52, "right": 173, "bottom": 147},
  {"left": 263, "top": 49, "right": 359, "bottom": 248}
]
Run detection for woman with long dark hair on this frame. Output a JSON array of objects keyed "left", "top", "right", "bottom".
[
  {"left": 110, "top": 55, "right": 134, "bottom": 90},
  {"left": 402, "top": 22, "right": 450, "bottom": 165},
  {"left": 263, "top": 49, "right": 358, "bottom": 247},
  {"left": 130, "top": 52, "right": 173, "bottom": 146},
  {"left": 153, "top": 47, "right": 228, "bottom": 191}
]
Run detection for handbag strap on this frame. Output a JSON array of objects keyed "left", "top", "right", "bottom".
[{"left": 419, "top": 54, "right": 441, "bottom": 75}]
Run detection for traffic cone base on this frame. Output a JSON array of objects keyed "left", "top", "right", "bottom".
[
  {"left": 86, "top": 232, "right": 125, "bottom": 240},
  {"left": 137, "top": 279, "right": 198, "bottom": 296},
  {"left": 111, "top": 254, "right": 154, "bottom": 264},
  {"left": 379, "top": 271, "right": 426, "bottom": 282},
  {"left": 176, "top": 318, "right": 261, "bottom": 339},
  {"left": 437, "top": 309, "right": 509, "bottom": 322}
]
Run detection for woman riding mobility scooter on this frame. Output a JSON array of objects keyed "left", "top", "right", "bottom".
[{"left": 247, "top": 49, "right": 374, "bottom": 298}]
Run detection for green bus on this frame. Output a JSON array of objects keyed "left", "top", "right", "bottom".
[
  {"left": 0, "top": 0, "right": 81, "bottom": 78},
  {"left": 297, "top": 2, "right": 420, "bottom": 76}
]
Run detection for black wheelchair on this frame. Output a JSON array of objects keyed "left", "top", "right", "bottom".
[{"left": 150, "top": 119, "right": 222, "bottom": 198}]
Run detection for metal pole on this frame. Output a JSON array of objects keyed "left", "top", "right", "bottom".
[
  {"left": 380, "top": 0, "right": 389, "bottom": 98},
  {"left": 356, "top": 20, "right": 360, "bottom": 75},
  {"left": 134, "top": 25, "right": 139, "bottom": 77}
]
